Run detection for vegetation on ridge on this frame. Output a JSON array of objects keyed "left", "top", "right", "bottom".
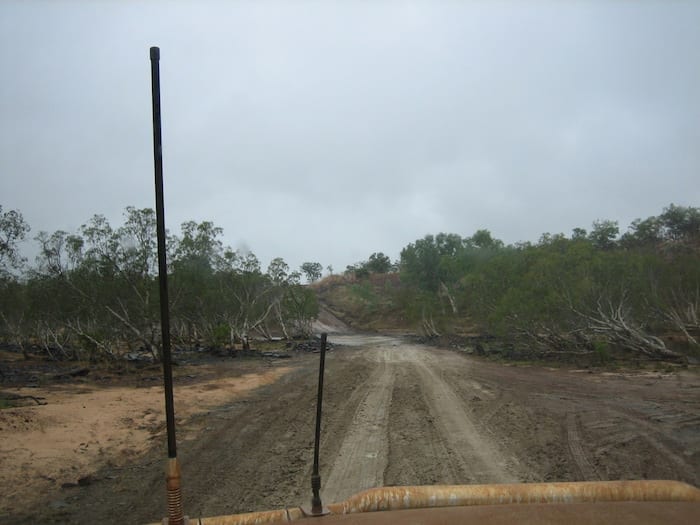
[{"left": 317, "top": 204, "right": 700, "bottom": 362}]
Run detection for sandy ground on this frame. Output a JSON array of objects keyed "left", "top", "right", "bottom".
[
  {"left": 0, "top": 358, "right": 291, "bottom": 520},
  {"left": 1, "top": 335, "right": 699, "bottom": 524}
]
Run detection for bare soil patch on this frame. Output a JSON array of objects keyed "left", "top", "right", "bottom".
[{"left": 0, "top": 352, "right": 293, "bottom": 522}]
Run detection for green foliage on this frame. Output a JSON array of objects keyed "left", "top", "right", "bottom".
[
  {"left": 658, "top": 203, "right": 700, "bottom": 242},
  {"left": 174, "top": 219, "right": 223, "bottom": 273},
  {"left": 351, "top": 281, "right": 376, "bottom": 304},
  {"left": 347, "top": 265, "right": 370, "bottom": 279},
  {"left": 593, "top": 340, "right": 611, "bottom": 365},
  {"left": 571, "top": 227, "right": 587, "bottom": 240},
  {"left": 0, "top": 205, "right": 30, "bottom": 274},
  {"left": 391, "top": 206, "right": 700, "bottom": 359},
  {"left": 366, "top": 252, "right": 392, "bottom": 273},
  {"left": 211, "top": 324, "right": 231, "bottom": 347},
  {"left": 469, "top": 229, "right": 503, "bottom": 249},
  {"left": 588, "top": 220, "right": 619, "bottom": 250},
  {"left": 0, "top": 206, "right": 319, "bottom": 361},
  {"left": 3, "top": 202, "right": 698, "bottom": 362},
  {"left": 345, "top": 252, "right": 395, "bottom": 278},
  {"left": 300, "top": 261, "right": 323, "bottom": 283}
]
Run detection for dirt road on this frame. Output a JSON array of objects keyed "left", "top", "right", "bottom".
[
  {"left": 3, "top": 334, "right": 699, "bottom": 524},
  {"left": 322, "top": 337, "right": 519, "bottom": 504}
]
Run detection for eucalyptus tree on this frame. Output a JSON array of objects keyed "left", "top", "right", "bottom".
[
  {"left": 0, "top": 204, "right": 326, "bottom": 360},
  {"left": 280, "top": 269, "right": 318, "bottom": 337},
  {"left": 0, "top": 206, "right": 30, "bottom": 356},
  {"left": 169, "top": 220, "right": 224, "bottom": 346},
  {"left": 0, "top": 205, "right": 30, "bottom": 274},
  {"left": 300, "top": 261, "right": 323, "bottom": 283},
  {"left": 266, "top": 257, "right": 293, "bottom": 338}
]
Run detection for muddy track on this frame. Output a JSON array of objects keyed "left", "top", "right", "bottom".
[
  {"left": 385, "top": 364, "right": 462, "bottom": 485},
  {"left": 322, "top": 353, "right": 394, "bottom": 502},
  {"left": 409, "top": 347, "right": 518, "bottom": 483},
  {"left": 566, "top": 412, "right": 599, "bottom": 481},
  {"left": 7, "top": 335, "right": 700, "bottom": 524},
  {"left": 322, "top": 341, "right": 519, "bottom": 501},
  {"left": 587, "top": 403, "right": 700, "bottom": 485}
]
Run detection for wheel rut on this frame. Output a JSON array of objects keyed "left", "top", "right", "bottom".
[
  {"left": 565, "top": 412, "right": 599, "bottom": 480},
  {"left": 384, "top": 364, "right": 463, "bottom": 485},
  {"left": 322, "top": 339, "right": 516, "bottom": 502},
  {"left": 409, "top": 349, "right": 517, "bottom": 483},
  {"left": 322, "top": 353, "right": 394, "bottom": 503}
]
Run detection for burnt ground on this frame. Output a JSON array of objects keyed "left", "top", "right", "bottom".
[{"left": 1, "top": 334, "right": 699, "bottom": 524}]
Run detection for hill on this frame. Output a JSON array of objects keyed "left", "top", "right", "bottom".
[
  {"left": 312, "top": 273, "right": 477, "bottom": 337},
  {"left": 312, "top": 273, "right": 409, "bottom": 333}
]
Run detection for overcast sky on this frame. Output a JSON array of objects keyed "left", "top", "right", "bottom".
[{"left": 1, "top": 1, "right": 699, "bottom": 273}]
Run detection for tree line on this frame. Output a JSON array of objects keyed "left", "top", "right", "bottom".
[
  {"left": 339, "top": 204, "right": 700, "bottom": 361},
  {"left": 0, "top": 205, "right": 318, "bottom": 362},
  {"left": 3, "top": 202, "right": 698, "bottom": 363}
]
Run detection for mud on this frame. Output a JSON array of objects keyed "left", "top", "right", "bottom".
[{"left": 1, "top": 335, "right": 699, "bottom": 524}]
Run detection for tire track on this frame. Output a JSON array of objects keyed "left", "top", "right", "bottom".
[
  {"left": 601, "top": 406, "right": 698, "bottom": 485},
  {"left": 384, "top": 365, "right": 462, "bottom": 486},
  {"left": 298, "top": 355, "right": 377, "bottom": 503},
  {"left": 322, "top": 354, "right": 394, "bottom": 503},
  {"left": 565, "top": 412, "right": 599, "bottom": 480},
  {"left": 407, "top": 347, "right": 518, "bottom": 483}
]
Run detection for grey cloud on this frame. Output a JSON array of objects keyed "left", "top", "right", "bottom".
[{"left": 1, "top": 1, "right": 699, "bottom": 272}]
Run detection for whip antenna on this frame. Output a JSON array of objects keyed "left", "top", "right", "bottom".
[{"left": 150, "top": 45, "right": 187, "bottom": 525}]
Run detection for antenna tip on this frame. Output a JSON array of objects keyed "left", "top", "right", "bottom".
[{"left": 150, "top": 47, "right": 160, "bottom": 60}]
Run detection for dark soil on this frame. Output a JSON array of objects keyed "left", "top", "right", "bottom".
[{"left": 2, "top": 336, "right": 699, "bottom": 524}]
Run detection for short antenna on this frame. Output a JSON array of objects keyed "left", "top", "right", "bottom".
[{"left": 304, "top": 333, "right": 330, "bottom": 516}]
